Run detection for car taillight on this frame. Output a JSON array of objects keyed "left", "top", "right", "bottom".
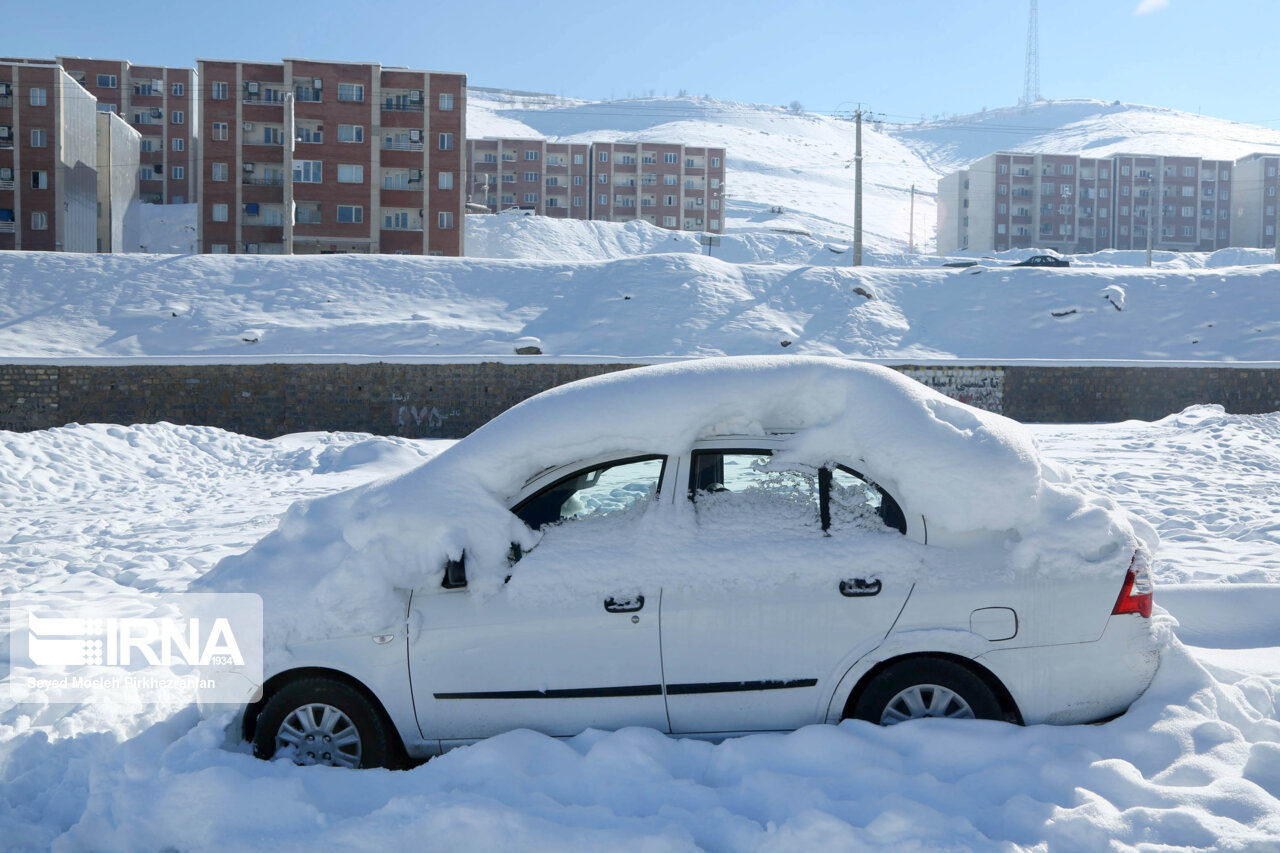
[{"left": 1112, "top": 550, "right": 1153, "bottom": 618}]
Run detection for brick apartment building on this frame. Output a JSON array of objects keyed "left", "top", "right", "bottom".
[
  {"left": 1231, "top": 153, "right": 1280, "bottom": 249},
  {"left": 0, "top": 59, "right": 98, "bottom": 252},
  {"left": 467, "top": 137, "right": 727, "bottom": 233},
  {"left": 197, "top": 58, "right": 465, "bottom": 255},
  {"left": 57, "top": 57, "right": 197, "bottom": 205},
  {"left": 939, "top": 150, "right": 1243, "bottom": 255}
]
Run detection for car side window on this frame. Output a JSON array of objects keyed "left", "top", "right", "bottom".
[
  {"left": 830, "top": 466, "right": 907, "bottom": 534},
  {"left": 513, "top": 456, "right": 666, "bottom": 531},
  {"left": 689, "top": 450, "right": 822, "bottom": 531}
]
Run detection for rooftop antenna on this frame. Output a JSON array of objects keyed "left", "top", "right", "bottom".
[{"left": 1021, "top": 0, "right": 1041, "bottom": 108}]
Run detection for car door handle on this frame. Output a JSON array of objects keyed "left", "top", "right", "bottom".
[
  {"left": 839, "top": 578, "right": 882, "bottom": 597},
  {"left": 604, "top": 595, "right": 645, "bottom": 613}
]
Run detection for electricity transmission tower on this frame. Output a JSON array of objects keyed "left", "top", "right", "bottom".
[{"left": 1021, "top": 0, "right": 1041, "bottom": 107}]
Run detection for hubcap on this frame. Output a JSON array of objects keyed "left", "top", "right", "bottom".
[
  {"left": 880, "top": 684, "right": 975, "bottom": 725},
  {"left": 275, "top": 703, "right": 363, "bottom": 768}
]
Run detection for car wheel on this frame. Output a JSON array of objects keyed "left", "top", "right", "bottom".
[
  {"left": 253, "top": 677, "right": 391, "bottom": 768},
  {"left": 853, "top": 658, "right": 1003, "bottom": 725}
]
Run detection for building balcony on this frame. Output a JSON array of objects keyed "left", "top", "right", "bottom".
[
  {"left": 0, "top": 221, "right": 14, "bottom": 233},
  {"left": 242, "top": 95, "right": 285, "bottom": 106},
  {"left": 382, "top": 140, "right": 425, "bottom": 152},
  {"left": 0, "top": 179, "right": 12, "bottom": 191},
  {"left": 243, "top": 175, "right": 284, "bottom": 186},
  {"left": 382, "top": 101, "right": 424, "bottom": 112},
  {"left": 381, "top": 223, "right": 424, "bottom": 232}
]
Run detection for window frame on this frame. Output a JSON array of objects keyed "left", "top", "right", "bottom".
[{"left": 510, "top": 454, "right": 669, "bottom": 532}]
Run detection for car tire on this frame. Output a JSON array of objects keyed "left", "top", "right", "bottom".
[
  {"left": 852, "top": 658, "right": 1004, "bottom": 725},
  {"left": 252, "top": 677, "right": 392, "bottom": 768}
]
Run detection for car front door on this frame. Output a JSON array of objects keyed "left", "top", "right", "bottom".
[
  {"left": 408, "top": 455, "right": 671, "bottom": 743},
  {"left": 659, "top": 446, "right": 914, "bottom": 734}
]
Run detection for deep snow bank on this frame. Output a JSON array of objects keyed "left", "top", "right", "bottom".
[
  {"left": 197, "top": 356, "right": 1151, "bottom": 653},
  {"left": 3, "top": 248, "right": 1280, "bottom": 360}
]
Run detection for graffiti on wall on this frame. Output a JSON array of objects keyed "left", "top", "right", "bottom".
[
  {"left": 391, "top": 393, "right": 456, "bottom": 432},
  {"left": 898, "top": 367, "right": 1003, "bottom": 413}
]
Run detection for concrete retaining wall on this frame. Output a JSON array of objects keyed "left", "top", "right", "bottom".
[{"left": 2, "top": 361, "right": 1278, "bottom": 438}]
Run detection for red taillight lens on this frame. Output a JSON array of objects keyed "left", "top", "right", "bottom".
[{"left": 1113, "top": 550, "right": 1154, "bottom": 618}]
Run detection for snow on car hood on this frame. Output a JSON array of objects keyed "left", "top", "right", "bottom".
[{"left": 197, "top": 356, "right": 1155, "bottom": 651}]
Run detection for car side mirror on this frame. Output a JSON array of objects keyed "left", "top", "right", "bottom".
[{"left": 441, "top": 555, "right": 467, "bottom": 589}]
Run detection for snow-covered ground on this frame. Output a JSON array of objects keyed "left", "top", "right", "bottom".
[
  {"left": 4, "top": 244, "right": 1280, "bottom": 361},
  {"left": 2, "top": 406, "right": 1278, "bottom": 850}
]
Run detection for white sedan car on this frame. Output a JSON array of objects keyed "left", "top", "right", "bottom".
[{"left": 208, "top": 357, "right": 1160, "bottom": 769}]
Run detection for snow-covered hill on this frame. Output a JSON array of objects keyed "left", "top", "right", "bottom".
[
  {"left": 466, "top": 91, "right": 1280, "bottom": 253},
  {"left": 3, "top": 247, "right": 1278, "bottom": 362}
]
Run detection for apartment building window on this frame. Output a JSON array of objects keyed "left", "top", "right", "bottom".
[
  {"left": 573, "top": 196, "right": 583, "bottom": 207},
  {"left": 501, "top": 174, "right": 515, "bottom": 183},
  {"left": 97, "top": 104, "right": 117, "bottom": 114},
  {"left": 211, "top": 244, "right": 228, "bottom": 253},
  {"left": 998, "top": 203, "right": 1007, "bottom": 214},
  {"left": 337, "top": 164, "right": 364, "bottom": 183},
  {"left": 338, "top": 83, "right": 365, "bottom": 102},
  {"left": 998, "top": 184, "right": 1007, "bottom": 196},
  {"left": 212, "top": 122, "right": 228, "bottom": 141},
  {"left": 598, "top": 194, "right": 608, "bottom": 205},
  {"left": 30, "top": 210, "right": 49, "bottom": 230},
  {"left": 573, "top": 154, "right": 584, "bottom": 165},
  {"left": 31, "top": 171, "right": 48, "bottom": 189},
  {"left": 338, "top": 125, "right": 364, "bottom": 143},
  {"left": 337, "top": 205, "right": 363, "bottom": 223},
  {"left": 434, "top": 171, "right": 453, "bottom": 190},
  {"left": 710, "top": 178, "right": 720, "bottom": 189},
  {"left": 664, "top": 175, "right": 677, "bottom": 185},
  {"left": 1180, "top": 185, "right": 1193, "bottom": 197},
  {"left": 664, "top": 153, "right": 678, "bottom": 164},
  {"left": 29, "top": 87, "right": 48, "bottom": 107},
  {"left": 1120, "top": 165, "right": 1131, "bottom": 176},
  {"left": 212, "top": 163, "right": 228, "bottom": 182},
  {"left": 30, "top": 129, "right": 47, "bottom": 148},
  {"left": 97, "top": 74, "right": 117, "bottom": 88},
  {"left": 1120, "top": 205, "right": 1129, "bottom": 216},
  {"left": 1120, "top": 186, "right": 1130, "bottom": 197},
  {"left": 1221, "top": 170, "right": 1230, "bottom": 180},
  {"left": 1221, "top": 189, "right": 1229, "bottom": 200},
  {"left": 294, "top": 161, "right": 322, "bottom": 183},
  {"left": 1220, "top": 209, "right": 1229, "bottom": 220},
  {"left": 545, "top": 176, "right": 559, "bottom": 187},
  {"left": 710, "top": 157, "right": 720, "bottom": 168},
  {"left": 598, "top": 174, "right": 608, "bottom": 184},
  {"left": 1041, "top": 182, "right": 1054, "bottom": 195},
  {"left": 573, "top": 175, "right": 583, "bottom": 186},
  {"left": 547, "top": 198, "right": 560, "bottom": 208},
  {"left": 523, "top": 171, "right": 539, "bottom": 182},
  {"left": 711, "top": 199, "right": 720, "bottom": 210},
  {"left": 997, "top": 223, "right": 1007, "bottom": 234},
  {"left": 664, "top": 195, "right": 676, "bottom": 206},
  {"left": 431, "top": 210, "right": 453, "bottom": 229},
  {"left": 212, "top": 203, "right": 228, "bottom": 222},
  {"left": 172, "top": 166, "right": 184, "bottom": 180},
  {"left": 1182, "top": 166, "right": 1195, "bottom": 178},
  {"left": 598, "top": 151, "right": 608, "bottom": 162},
  {"left": 171, "top": 111, "right": 184, "bottom": 124},
  {"left": 1180, "top": 206, "right": 1193, "bottom": 217},
  {"left": 663, "top": 216, "right": 676, "bottom": 227},
  {"left": 1269, "top": 186, "right": 1277, "bottom": 197},
  {"left": 296, "top": 203, "right": 322, "bottom": 225},
  {"left": 1099, "top": 187, "right": 1109, "bottom": 198},
  {"left": 620, "top": 155, "right": 636, "bottom": 165},
  {"left": 439, "top": 93, "right": 454, "bottom": 111},
  {"left": 1061, "top": 164, "right": 1074, "bottom": 175},
  {"left": 212, "top": 82, "right": 228, "bottom": 100},
  {"left": 172, "top": 82, "right": 184, "bottom": 97},
  {"left": 524, "top": 193, "right": 538, "bottom": 204},
  {"left": 999, "top": 163, "right": 1009, "bottom": 175},
  {"left": 297, "top": 124, "right": 322, "bottom": 144},
  {"left": 1181, "top": 225, "right": 1193, "bottom": 237},
  {"left": 172, "top": 138, "right": 184, "bottom": 152},
  {"left": 438, "top": 133, "right": 454, "bottom": 150},
  {"left": 524, "top": 150, "right": 538, "bottom": 160}
]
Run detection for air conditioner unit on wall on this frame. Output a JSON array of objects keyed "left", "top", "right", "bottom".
[
  {"left": 409, "top": 129, "right": 422, "bottom": 142},
  {"left": 409, "top": 90, "right": 421, "bottom": 102},
  {"left": 243, "top": 163, "right": 255, "bottom": 172},
  {"left": 0, "top": 83, "right": 9, "bottom": 96},
  {"left": 243, "top": 122, "right": 254, "bottom": 131},
  {"left": 246, "top": 81, "right": 260, "bottom": 94},
  {"left": 0, "top": 126, "right": 10, "bottom": 139},
  {"left": 313, "top": 78, "right": 322, "bottom": 89}
]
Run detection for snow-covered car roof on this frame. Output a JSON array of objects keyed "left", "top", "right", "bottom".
[{"left": 198, "top": 356, "right": 1154, "bottom": 652}]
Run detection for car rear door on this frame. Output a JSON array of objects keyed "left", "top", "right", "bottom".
[{"left": 659, "top": 446, "right": 914, "bottom": 734}]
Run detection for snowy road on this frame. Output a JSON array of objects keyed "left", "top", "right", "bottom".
[{"left": 2, "top": 407, "right": 1278, "bottom": 851}]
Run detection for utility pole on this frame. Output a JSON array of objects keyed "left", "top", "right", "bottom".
[
  {"left": 908, "top": 183, "right": 916, "bottom": 254},
  {"left": 854, "top": 108, "right": 863, "bottom": 266}
]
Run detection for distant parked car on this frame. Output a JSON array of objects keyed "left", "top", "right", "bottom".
[{"left": 1012, "top": 255, "right": 1070, "bottom": 268}]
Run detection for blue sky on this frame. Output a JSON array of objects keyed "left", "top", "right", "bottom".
[{"left": 13, "top": 0, "right": 1279, "bottom": 126}]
